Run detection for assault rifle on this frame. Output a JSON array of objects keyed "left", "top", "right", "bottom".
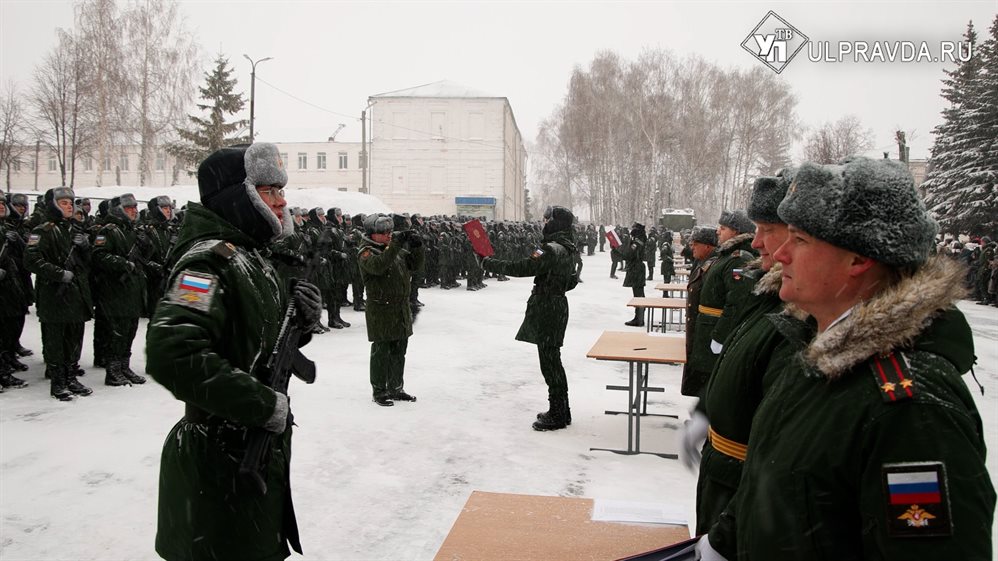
[
  {"left": 239, "top": 251, "right": 321, "bottom": 495},
  {"left": 54, "top": 241, "right": 80, "bottom": 298}
]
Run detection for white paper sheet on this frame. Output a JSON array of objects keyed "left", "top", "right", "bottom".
[{"left": 591, "top": 499, "right": 689, "bottom": 525}]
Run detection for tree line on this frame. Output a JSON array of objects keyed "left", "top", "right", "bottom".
[{"left": 0, "top": 0, "right": 200, "bottom": 189}]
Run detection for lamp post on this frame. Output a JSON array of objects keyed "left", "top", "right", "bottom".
[{"left": 243, "top": 54, "right": 272, "bottom": 141}]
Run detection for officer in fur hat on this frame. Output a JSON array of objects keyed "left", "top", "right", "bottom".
[
  {"left": 481, "top": 206, "right": 580, "bottom": 430},
  {"left": 621, "top": 222, "right": 648, "bottom": 327},
  {"left": 358, "top": 213, "right": 424, "bottom": 406},
  {"left": 701, "top": 157, "right": 995, "bottom": 560},
  {"left": 146, "top": 143, "right": 322, "bottom": 561},
  {"left": 681, "top": 227, "right": 718, "bottom": 395}
]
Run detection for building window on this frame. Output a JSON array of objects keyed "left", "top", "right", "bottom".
[
  {"left": 297, "top": 152, "right": 307, "bottom": 170},
  {"left": 12, "top": 160, "right": 20, "bottom": 172},
  {"left": 337, "top": 187, "right": 348, "bottom": 192},
  {"left": 84, "top": 158, "right": 92, "bottom": 171},
  {"left": 103, "top": 156, "right": 112, "bottom": 171},
  {"left": 338, "top": 152, "right": 348, "bottom": 169},
  {"left": 119, "top": 154, "right": 129, "bottom": 171},
  {"left": 48, "top": 157, "right": 57, "bottom": 172},
  {"left": 28, "top": 158, "right": 35, "bottom": 172},
  {"left": 156, "top": 152, "right": 165, "bottom": 171},
  {"left": 316, "top": 152, "right": 326, "bottom": 170},
  {"left": 431, "top": 111, "right": 446, "bottom": 139},
  {"left": 280, "top": 153, "right": 288, "bottom": 167}
]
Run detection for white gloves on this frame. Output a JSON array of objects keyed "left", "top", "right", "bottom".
[
  {"left": 710, "top": 339, "right": 723, "bottom": 354},
  {"left": 678, "top": 410, "right": 709, "bottom": 471},
  {"left": 694, "top": 535, "right": 728, "bottom": 561}
]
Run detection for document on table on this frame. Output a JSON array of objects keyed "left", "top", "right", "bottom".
[{"left": 591, "top": 499, "right": 688, "bottom": 525}]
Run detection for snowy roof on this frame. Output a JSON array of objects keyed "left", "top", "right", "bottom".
[
  {"left": 369, "top": 80, "right": 499, "bottom": 99},
  {"left": 661, "top": 208, "right": 695, "bottom": 215}
]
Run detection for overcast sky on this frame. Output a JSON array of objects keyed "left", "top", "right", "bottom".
[{"left": 1, "top": 0, "right": 995, "bottom": 161}]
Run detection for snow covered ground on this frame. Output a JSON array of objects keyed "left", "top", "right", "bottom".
[{"left": 1, "top": 247, "right": 996, "bottom": 561}]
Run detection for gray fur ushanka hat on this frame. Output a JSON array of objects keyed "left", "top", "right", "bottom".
[
  {"left": 777, "top": 156, "right": 937, "bottom": 268},
  {"left": 718, "top": 209, "right": 756, "bottom": 234},
  {"left": 747, "top": 168, "right": 795, "bottom": 224}
]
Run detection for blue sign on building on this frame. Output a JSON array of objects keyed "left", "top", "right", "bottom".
[{"left": 455, "top": 196, "right": 496, "bottom": 206}]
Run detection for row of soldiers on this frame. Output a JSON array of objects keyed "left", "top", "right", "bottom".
[{"left": 939, "top": 234, "right": 998, "bottom": 306}]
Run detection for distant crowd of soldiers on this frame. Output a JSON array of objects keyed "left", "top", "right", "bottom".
[
  {"left": 938, "top": 233, "right": 998, "bottom": 307},
  {"left": 1, "top": 191, "right": 628, "bottom": 395}
]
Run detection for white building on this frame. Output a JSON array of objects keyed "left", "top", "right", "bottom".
[{"left": 367, "top": 80, "right": 527, "bottom": 220}]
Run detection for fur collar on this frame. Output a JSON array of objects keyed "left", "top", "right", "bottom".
[
  {"left": 752, "top": 263, "right": 783, "bottom": 295},
  {"left": 799, "top": 255, "right": 967, "bottom": 379},
  {"left": 718, "top": 232, "right": 754, "bottom": 254}
]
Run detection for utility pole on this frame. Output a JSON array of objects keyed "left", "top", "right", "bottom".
[
  {"left": 243, "top": 54, "right": 272, "bottom": 142},
  {"left": 360, "top": 109, "right": 368, "bottom": 194}
]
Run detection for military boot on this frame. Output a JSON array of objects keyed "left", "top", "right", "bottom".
[
  {"left": 536, "top": 396, "right": 571, "bottom": 426},
  {"left": 120, "top": 358, "right": 146, "bottom": 384},
  {"left": 69, "top": 362, "right": 86, "bottom": 377},
  {"left": 48, "top": 364, "right": 73, "bottom": 401},
  {"left": 532, "top": 398, "right": 568, "bottom": 431},
  {"left": 624, "top": 307, "right": 645, "bottom": 327},
  {"left": 6, "top": 353, "right": 29, "bottom": 372},
  {"left": 15, "top": 345, "right": 33, "bottom": 357},
  {"left": 65, "top": 366, "right": 93, "bottom": 396},
  {"left": 104, "top": 360, "right": 131, "bottom": 387},
  {"left": 334, "top": 303, "right": 350, "bottom": 328},
  {"left": 0, "top": 364, "right": 28, "bottom": 390}
]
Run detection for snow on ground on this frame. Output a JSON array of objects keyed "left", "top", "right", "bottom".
[{"left": 1, "top": 248, "right": 996, "bottom": 561}]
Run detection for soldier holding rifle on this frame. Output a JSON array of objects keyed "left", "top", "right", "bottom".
[{"left": 146, "top": 143, "right": 321, "bottom": 561}]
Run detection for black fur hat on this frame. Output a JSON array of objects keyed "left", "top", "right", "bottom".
[
  {"left": 542, "top": 205, "right": 574, "bottom": 236},
  {"left": 778, "top": 156, "right": 937, "bottom": 267},
  {"left": 747, "top": 170, "right": 793, "bottom": 224}
]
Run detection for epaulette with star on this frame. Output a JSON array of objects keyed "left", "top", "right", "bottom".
[
  {"left": 870, "top": 351, "right": 915, "bottom": 402},
  {"left": 210, "top": 241, "right": 237, "bottom": 260}
]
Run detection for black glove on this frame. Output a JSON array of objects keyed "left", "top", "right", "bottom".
[
  {"left": 4, "top": 231, "right": 18, "bottom": 243},
  {"left": 146, "top": 261, "right": 164, "bottom": 275},
  {"left": 293, "top": 280, "right": 322, "bottom": 327},
  {"left": 0, "top": 268, "right": 6, "bottom": 281},
  {"left": 125, "top": 261, "right": 136, "bottom": 273},
  {"left": 60, "top": 270, "right": 74, "bottom": 283},
  {"left": 72, "top": 233, "right": 89, "bottom": 248}
]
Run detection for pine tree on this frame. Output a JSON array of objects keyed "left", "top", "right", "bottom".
[
  {"left": 923, "top": 19, "right": 998, "bottom": 237},
  {"left": 167, "top": 54, "right": 247, "bottom": 173}
]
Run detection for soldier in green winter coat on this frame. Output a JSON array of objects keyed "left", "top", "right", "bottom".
[
  {"left": 621, "top": 223, "right": 648, "bottom": 327},
  {"left": 23, "top": 187, "right": 94, "bottom": 400},
  {"left": 358, "top": 213, "right": 424, "bottom": 406},
  {"left": 481, "top": 206, "right": 580, "bottom": 431},
  {"left": 686, "top": 210, "right": 757, "bottom": 397},
  {"left": 146, "top": 144, "right": 322, "bottom": 561},
  {"left": 701, "top": 157, "right": 995, "bottom": 561},
  {"left": 681, "top": 228, "right": 718, "bottom": 396},
  {"left": 142, "top": 195, "right": 175, "bottom": 315},
  {"left": 6, "top": 193, "right": 35, "bottom": 362},
  {"left": 0, "top": 197, "right": 30, "bottom": 389},
  {"left": 676, "top": 173, "right": 793, "bottom": 537},
  {"left": 92, "top": 194, "right": 149, "bottom": 386}
]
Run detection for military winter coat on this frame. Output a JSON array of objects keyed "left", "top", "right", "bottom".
[
  {"left": 482, "top": 229, "right": 578, "bottom": 347},
  {"left": 620, "top": 237, "right": 647, "bottom": 288},
  {"left": 0, "top": 222, "right": 30, "bottom": 316},
  {"left": 711, "top": 255, "right": 995, "bottom": 561},
  {"left": 688, "top": 233, "right": 756, "bottom": 377},
  {"left": 681, "top": 254, "right": 717, "bottom": 396},
  {"left": 694, "top": 263, "right": 786, "bottom": 534},
  {"left": 358, "top": 235, "right": 424, "bottom": 342},
  {"left": 92, "top": 215, "right": 147, "bottom": 318},
  {"left": 23, "top": 218, "right": 93, "bottom": 323},
  {"left": 146, "top": 203, "right": 306, "bottom": 561}
]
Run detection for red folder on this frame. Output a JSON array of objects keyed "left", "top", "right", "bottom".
[
  {"left": 463, "top": 219, "right": 495, "bottom": 257},
  {"left": 606, "top": 229, "right": 622, "bottom": 249}
]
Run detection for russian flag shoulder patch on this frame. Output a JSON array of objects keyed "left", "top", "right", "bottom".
[
  {"left": 882, "top": 462, "right": 952, "bottom": 538},
  {"left": 167, "top": 271, "right": 218, "bottom": 313}
]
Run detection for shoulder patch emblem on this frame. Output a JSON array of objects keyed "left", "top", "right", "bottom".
[
  {"left": 94, "top": 235, "right": 106, "bottom": 246},
  {"left": 211, "top": 241, "right": 236, "bottom": 260},
  {"left": 166, "top": 271, "right": 218, "bottom": 313},
  {"left": 360, "top": 248, "right": 372, "bottom": 260},
  {"left": 42, "top": 222, "right": 55, "bottom": 232},
  {"left": 732, "top": 268, "right": 743, "bottom": 281},
  {"left": 531, "top": 248, "right": 545, "bottom": 259},
  {"left": 870, "top": 351, "right": 915, "bottom": 402},
  {"left": 732, "top": 249, "right": 742, "bottom": 257},
  {"left": 27, "top": 233, "right": 41, "bottom": 246},
  {"left": 882, "top": 462, "right": 952, "bottom": 538}
]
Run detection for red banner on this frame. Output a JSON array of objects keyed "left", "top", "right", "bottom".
[
  {"left": 463, "top": 219, "right": 495, "bottom": 257},
  {"left": 606, "top": 229, "right": 622, "bottom": 249}
]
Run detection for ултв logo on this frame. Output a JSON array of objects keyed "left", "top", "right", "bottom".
[{"left": 741, "top": 10, "right": 809, "bottom": 74}]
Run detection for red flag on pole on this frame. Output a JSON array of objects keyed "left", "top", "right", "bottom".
[
  {"left": 463, "top": 219, "right": 495, "bottom": 257},
  {"left": 606, "top": 229, "right": 622, "bottom": 249}
]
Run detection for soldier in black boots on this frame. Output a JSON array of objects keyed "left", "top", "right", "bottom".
[
  {"left": 23, "top": 187, "right": 94, "bottom": 400},
  {"left": 622, "top": 223, "right": 648, "bottom": 327},
  {"left": 0, "top": 197, "right": 29, "bottom": 389}
]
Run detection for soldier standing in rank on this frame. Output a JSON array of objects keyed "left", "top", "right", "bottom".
[
  {"left": 621, "top": 223, "right": 648, "bottom": 327},
  {"left": 609, "top": 227, "right": 624, "bottom": 279},
  {"left": 143, "top": 196, "right": 175, "bottom": 314},
  {"left": 681, "top": 227, "right": 718, "bottom": 396},
  {"left": 147, "top": 143, "right": 322, "bottom": 561},
  {"left": 0, "top": 196, "right": 30, "bottom": 390},
  {"left": 660, "top": 232, "right": 676, "bottom": 282},
  {"left": 6, "top": 193, "right": 36, "bottom": 362},
  {"left": 359, "top": 214, "right": 424, "bottom": 406},
  {"left": 348, "top": 213, "right": 367, "bottom": 311},
  {"left": 701, "top": 157, "right": 996, "bottom": 561},
  {"left": 323, "top": 208, "right": 351, "bottom": 329},
  {"left": 92, "top": 194, "right": 149, "bottom": 386},
  {"left": 598, "top": 224, "right": 607, "bottom": 252},
  {"left": 645, "top": 227, "right": 658, "bottom": 281},
  {"left": 481, "top": 206, "right": 579, "bottom": 431},
  {"left": 23, "top": 187, "right": 94, "bottom": 400}
]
